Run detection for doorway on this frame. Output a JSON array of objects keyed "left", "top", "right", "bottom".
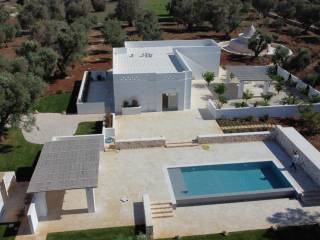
[{"left": 162, "top": 93, "right": 178, "bottom": 111}]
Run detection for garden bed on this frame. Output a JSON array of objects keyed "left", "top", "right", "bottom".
[{"left": 75, "top": 121, "right": 103, "bottom": 135}]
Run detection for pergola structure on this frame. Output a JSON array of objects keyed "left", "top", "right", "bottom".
[
  {"left": 27, "top": 137, "right": 101, "bottom": 217},
  {"left": 225, "top": 66, "right": 272, "bottom": 98}
]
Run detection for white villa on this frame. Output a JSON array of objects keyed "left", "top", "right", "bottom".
[{"left": 77, "top": 39, "right": 221, "bottom": 114}]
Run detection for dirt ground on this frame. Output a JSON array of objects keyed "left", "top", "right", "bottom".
[{"left": 0, "top": 11, "right": 319, "bottom": 94}]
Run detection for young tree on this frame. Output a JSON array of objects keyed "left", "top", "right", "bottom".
[
  {"left": 242, "top": 89, "right": 254, "bottom": 103},
  {"left": 275, "top": 80, "right": 284, "bottom": 94},
  {"left": 0, "top": 71, "right": 45, "bottom": 138},
  {"left": 252, "top": 0, "right": 275, "bottom": 17},
  {"left": 102, "top": 19, "right": 126, "bottom": 47},
  {"left": 115, "top": 0, "right": 141, "bottom": 26},
  {"left": 275, "top": 0, "right": 296, "bottom": 20},
  {"left": 214, "top": 83, "right": 227, "bottom": 96},
  {"left": 65, "top": 0, "right": 92, "bottom": 23},
  {"left": 91, "top": 0, "right": 106, "bottom": 12},
  {"left": 208, "top": 0, "right": 243, "bottom": 37},
  {"left": 261, "top": 93, "right": 273, "bottom": 105},
  {"left": 202, "top": 71, "right": 215, "bottom": 86},
  {"left": 218, "top": 95, "right": 228, "bottom": 108},
  {"left": 56, "top": 23, "right": 88, "bottom": 75},
  {"left": 168, "top": 0, "right": 206, "bottom": 30},
  {"left": 272, "top": 45, "right": 290, "bottom": 67},
  {"left": 248, "top": 30, "right": 272, "bottom": 58},
  {"left": 0, "top": 5, "right": 9, "bottom": 24},
  {"left": 295, "top": 3, "right": 320, "bottom": 33},
  {"left": 136, "top": 11, "right": 163, "bottom": 40},
  {"left": 286, "top": 48, "right": 311, "bottom": 72}
]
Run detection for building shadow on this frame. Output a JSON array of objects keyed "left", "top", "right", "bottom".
[
  {"left": 66, "top": 81, "right": 81, "bottom": 114},
  {"left": 198, "top": 108, "right": 214, "bottom": 120},
  {"left": 267, "top": 208, "right": 320, "bottom": 226},
  {"left": 0, "top": 222, "right": 20, "bottom": 238},
  {"left": 133, "top": 202, "right": 145, "bottom": 227}
]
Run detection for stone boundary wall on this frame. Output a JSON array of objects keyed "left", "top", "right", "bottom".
[
  {"left": 115, "top": 137, "right": 166, "bottom": 150},
  {"left": 273, "top": 126, "right": 320, "bottom": 187},
  {"left": 197, "top": 131, "right": 271, "bottom": 144},
  {"left": 142, "top": 194, "right": 153, "bottom": 239}
]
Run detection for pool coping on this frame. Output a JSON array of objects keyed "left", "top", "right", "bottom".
[{"left": 163, "top": 159, "right": 297, "bottom": 208}]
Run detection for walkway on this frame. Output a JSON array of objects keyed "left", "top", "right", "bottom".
[{"left": 22, "top": 113, "right": 104, "bottom": 144}]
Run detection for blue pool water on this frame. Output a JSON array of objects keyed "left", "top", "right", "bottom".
[{"left": 168, "top": 161, "right": 292, "bottom": 198}]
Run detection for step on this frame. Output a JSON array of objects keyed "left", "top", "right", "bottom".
[
  {"left": 165, "top": 142, "right": 199, "bottom": 148},
  {"left": 151, "top": 208, "right": 173, "bottom": 214},
  {"left": 151, "top": 204, "right": 172, "bottom": 210},
  {"left": 152, "top": 213, "right": 174, "bottom": 219}
]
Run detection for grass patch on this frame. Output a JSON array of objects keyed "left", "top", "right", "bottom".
[
  {"left": 162, "top": 225, "right": 320, "bottom": 240},
  {"left": 46, "top": 226, "right": 137, "bottom": 240},
  {"left": 0, "top": 128, "right": 42, "bottom": 181},
  {"left": 35, "top": 92, "right": 72, "bottom": 113},
  {"left": 143, "top": 0, "right": 170, "bottom": 17},
  {"left": 75, "top": 121, "right": 103, "bottom": 135},
  {"left": 0, "top": 222, "right": 20, "bottom": 240}
]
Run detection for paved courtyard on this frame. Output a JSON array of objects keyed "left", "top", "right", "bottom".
[
  {"left": 115, "top": 110, "right": 222, "bottom": 142},
  {"left": 25, "top": 141, "right": 320, "bottom": 239}
]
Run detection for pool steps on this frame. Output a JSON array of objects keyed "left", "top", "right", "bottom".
[{"left": 150, "top": 201, "right": 174, "bottom": 218}]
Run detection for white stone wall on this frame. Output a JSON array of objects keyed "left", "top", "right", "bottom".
[
  {"left": 274, "top": 126, "right": 320, "bottom": 186},
  {"left": 113, "top": 72, "right": 192, "bottom": 113},
  {"left": 142, "top": 194, "right": 153, "bottom": 239},
  {"left": 207, "top": 99, "right": 320, "bottom": 119},
  {"left": 27, "top": 196, "right": 39, "bottom": 234}
]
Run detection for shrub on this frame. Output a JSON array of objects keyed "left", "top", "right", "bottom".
[
  {"left": 298, "top": 85, "right": 309, "bottom": 96},
  {"left": 286, "top": 26, "right": 301, "bottom": 37},
  {"left": 123, "top": 100, "right": 129, "bottom": 107},
  {"left": 56, "top": 89, "right": 64, "bottom": 94},
  {"left": 91, "top": 0, "right": 106, "bottom": 12},
  {"left": 131, "top": 99, "right": 139, "bottom": 107},
  {"left": 309, "top": 95, "right": 320, "bottom": 103},
  {"left": 235, "top": 102, "right": 248, "bottom": 108},
  {"left": 303, "top": 74, "right": 319, "bottom": 87},
  {"left": 259, "top": 114, "right": 269, "bottom": 122}
]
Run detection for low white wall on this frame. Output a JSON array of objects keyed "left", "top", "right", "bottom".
[
  {"left": 27, "top": 196, "right": 39, "bottom": 234},
  {"left": 77, "top": 102, "right": 105, "bottom": 114},
  {"left": 208, "top": 100, "right": 320, "bottom": 119},
  {"left": 142, "top": 194, "right": 153, "bottom": 239},
  {"left": 121, "top": 106, "right": 142, "bottom": 115},
  {"left": 273, "top": 126, "right": 320, "bottom": 187},
  {"left": 115, "top": 137, "right": 166, "bottom": 150},
  {"left": 277, "top": 66, "right": 320, "bottom": 98},
  {"left": 197, "top": 131, "right": 271, "bottom": 144}
]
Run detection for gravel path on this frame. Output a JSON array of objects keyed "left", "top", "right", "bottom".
[{"left": 22, "top": 113, "right": 104, "bottom": 144}]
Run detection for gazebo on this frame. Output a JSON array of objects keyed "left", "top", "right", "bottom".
[
  {"left": 225, "top": 65, "right": 272, "bottom": 98},
  {"left": 27, "top": 137, "right": 102, "bottom": 218}
]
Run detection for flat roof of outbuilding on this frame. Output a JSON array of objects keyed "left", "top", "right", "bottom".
[{"left": 27, "top": 137, "right": 101, "bottom": 193}]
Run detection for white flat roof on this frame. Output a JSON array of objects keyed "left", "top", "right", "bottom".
[
  {"left": 113, "top": 47, "right": 185, "bottom": 74},
  {"left": 113, "top": 39, "right": 219, "bottom": 75}
]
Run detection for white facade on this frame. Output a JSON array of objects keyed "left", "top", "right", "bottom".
[{"left": 113, "top": 39, "right": 221, "bottom": 114}]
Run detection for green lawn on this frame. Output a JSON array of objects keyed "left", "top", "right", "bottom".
[
  {"left": 35, "top": 92, "right": 72, "bottom": 113},
  {"left": 0, "top": 128, "right": 42, "bottom": 180},
  {"left": 46, "top": 226, "right": 136, "bottom": 240},
  {"left": 144, "top": 0, "right": 170, "bottom": 17},
  {"left": 75, "top": 121, "right": 103, "bottom": 135},
  {"left": 46, "top": 225, "right": 320, "bottom": 240}
]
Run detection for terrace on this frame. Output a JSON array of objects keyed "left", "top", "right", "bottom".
[{"left": 27, "top": 127, "right": 320, "bottom": 239}]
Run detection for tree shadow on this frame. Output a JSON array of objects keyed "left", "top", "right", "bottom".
[
  {"left": 267, "top": 208, "right": 320, "bottom": 226},
  {"left": 263, "top": 224, "right": 320, "bottom": 240},
  {"left": 89, "top": 49, "right": 111, "bottom": 55},
  {"left": 0, "top": 144, "right": 13, "bottom": 154},
  {"left": 66, "top": 81, "right": 81, "bottom": 114},
  {"left": 15, "top": 151, "right": 41, "bottom": 182},
  {"left": 94, "top": 121, "right": 103, "bottom": 134},
  {"left": 84, "top": 57, "right": 112, "bottom": 64}
]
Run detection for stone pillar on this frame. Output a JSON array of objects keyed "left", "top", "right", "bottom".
[
  {"left": 263, "top": 81, "right": 270, "bottom": 94},
  {"left": 35, "top": 192, "right": 48, "bottom": 217},
  {"left": 237, "top": 81, "right": 244, "bottom": 98},
  {"left": 86, "top": 188, "right": 96, "bottom": 213}
]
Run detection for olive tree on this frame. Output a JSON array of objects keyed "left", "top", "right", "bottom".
[
  {"left": 248, "top": 30, "right": 272, "bottom": 58},
  {"left": 136, "top": 11, "right": 163, "bottom": 40},
  {"left": 102, "top": 19, "right": 126, "bottom": 47}
]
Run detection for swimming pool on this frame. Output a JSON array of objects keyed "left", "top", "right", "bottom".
[{"left": 167, "top": 161, "right": 295, "bottom": 206}]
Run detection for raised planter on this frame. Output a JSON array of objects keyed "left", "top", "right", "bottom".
[{"left": 121, "top": 106, "right": 142, "bottom": 115}]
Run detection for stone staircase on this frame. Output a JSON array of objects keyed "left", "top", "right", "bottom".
[
  {"left": 150, "top": 201, "right": 174, "bottom": 219},
  {"left": 301, "top": 190, "right": 320, "bottom": 206},
  {"left": 165, "top": 141, "right": 199, "bottom": 148}
]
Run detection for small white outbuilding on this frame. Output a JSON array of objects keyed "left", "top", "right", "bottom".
[{"left": 113, "top": 39, "right": 221, "bottom": 113}]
